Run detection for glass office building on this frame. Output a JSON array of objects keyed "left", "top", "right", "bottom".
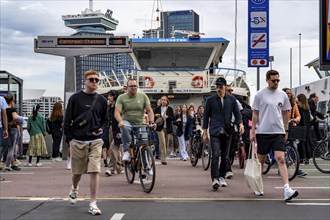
[{"left": 161, "top": 10, "right": 199, "bottom": 38}]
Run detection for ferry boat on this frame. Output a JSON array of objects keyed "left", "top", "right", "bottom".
[{"left": 98, "top": 37, "right": 256, "bottom": 106}]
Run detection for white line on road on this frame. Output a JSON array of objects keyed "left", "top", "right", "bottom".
[
  {"left": 267, "top": 176, "right": 330, "bottom": 179},
  {"left": 110, "top": 213, "right": 125, "bottom": 220},
  {"left": 287, "top": 203, "right": 330, "bottom": 206},
  {"left": 275, "top": 186, "right": 330, "bottom": 189},
  {"left": 0, "top": 172, "right": 34, "bottom": 175}
]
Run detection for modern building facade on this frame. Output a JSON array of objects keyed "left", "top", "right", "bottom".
[
  {"left": 161, "top": 10, "right": 199, "bottom": 38},
  {"left": 63, "top": 4, "right": 134, "bottom": 91}
]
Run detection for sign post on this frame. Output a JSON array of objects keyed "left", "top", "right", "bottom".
[{"left": 248, "top": 0, "right": 269, "bottom": 90}]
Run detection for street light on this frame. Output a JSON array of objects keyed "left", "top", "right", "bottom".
[
  {"left": 299, "top": 33, "right": 301, "bottom": 86},
  {"left": 269, "top": 56, "right": 274, "bottom": 70}
]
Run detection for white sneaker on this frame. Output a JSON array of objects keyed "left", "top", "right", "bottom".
[
  {"left": 225, "top": 171, "right": 234, "bottom": 179},
  {"left": 254, "top": 191, "right": 264, "bottom": 196},
  {"left": 68, "top": 187, "right": 78, "bottom": 204},
  {"left": 105, "top": 170, "right": 113, "bottom": 176},
  {"left": 219, "top": 177, "right": 227, "bottom": 187},
  {"left": 284, "top": 188, "right": 298, "bottom": 201},
  {"left": 89, "top": 201, "right": 101, "bottom": 215},
  {"left": 122, "top": 151, "right": 131, "bottom": 162},
  {"left": 36, "top": 163, "right": 42, "bottom": 167},
  {"left": 212, "top": 179, "right": 220, "bottom": 190}
]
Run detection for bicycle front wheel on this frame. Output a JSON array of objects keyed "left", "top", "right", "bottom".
[
  {"left": 202, "top": 143, "right": 211, "bottom": 170},
  {"left": 190, "top": 140, "right": 200, "bottom": 167},
  {"left": 313, "top": 139, "right": 330, "bottom": 174},
  {"left": 285, "top": 143, "right": 299, "bottom": 181},
  {"left": 139, "top": 146, "right": 156, "bottom": 193},
  {"left": 262, "top": 154, "right": 271, "bottom": 175},
  {"left": 125, "top": 160, "right": 136, "bottom": 184}
]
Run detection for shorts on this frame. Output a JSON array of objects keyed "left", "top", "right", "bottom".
[
  {"left": 256, "top": 134, "right": 285, "bottom": 155},
  {"left": 70, "top": 139, "right": 103, "bottom": 174}
]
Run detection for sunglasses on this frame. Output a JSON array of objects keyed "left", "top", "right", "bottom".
[
  {"left": 87, "top": 78, "right": 100, "bottom": 83},
  {"left": 128, "top": 85, "right": 137, "bottom": 88},
  {"left": 271, "top": 79, "right": 280, "bottom": 83},
  {"left": 226, "top": 89, "right": 233, "bottom": 92}
]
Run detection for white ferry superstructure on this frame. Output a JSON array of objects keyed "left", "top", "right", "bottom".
[{"left": 98, "top": 37, "right": 256, "bottom": 106}]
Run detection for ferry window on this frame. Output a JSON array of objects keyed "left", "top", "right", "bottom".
[{"left": 318, "top": 101, "right": 327, "bottom": 115}]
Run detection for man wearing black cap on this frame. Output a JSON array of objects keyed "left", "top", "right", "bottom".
[{"left": 202, "top": 77, "right": 244, "bottom": 190}]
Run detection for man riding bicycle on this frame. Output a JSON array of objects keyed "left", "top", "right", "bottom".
[{"left": 115, "top": 78, "right": 155, "bottom": 162}]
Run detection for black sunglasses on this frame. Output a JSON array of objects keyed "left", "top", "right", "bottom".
[
  {"left": 226, "top": 89, "right": 233, "bottom": 92},
  {"left": 87, "top": 78, "right": 100, "bottom": 83},
  {"left": 271, "top": 79, "right": 280, "bottom": 83}
]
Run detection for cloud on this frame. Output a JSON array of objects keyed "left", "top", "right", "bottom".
[{"left": 0, "top": 0, "right": 322, "bottom": 100}]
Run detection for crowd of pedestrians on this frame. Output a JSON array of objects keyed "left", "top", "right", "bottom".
[{"left": 1, "top": 69, "right": 329, "bottom": 216}]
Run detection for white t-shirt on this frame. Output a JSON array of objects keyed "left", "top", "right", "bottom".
[
  {"left": 0, "top": 96, "right": 8, "bottom": 129},
  {"left": 252, "top": 87, "right": 291, "bottom": 134}
]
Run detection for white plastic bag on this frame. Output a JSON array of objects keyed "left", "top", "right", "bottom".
[{"left": 244, "top": 142, "right": 264, "bottom": 194}]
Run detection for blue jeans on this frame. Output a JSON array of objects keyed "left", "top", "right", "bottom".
[
  {"left": 120, "top": 121, "right": 148, "bottom": 152},
  {"left": 210, "top": 134, "right": 231, "bottom": 180},
  {"left": 3, "top": 127, "right": 18, "bottom": 167}
]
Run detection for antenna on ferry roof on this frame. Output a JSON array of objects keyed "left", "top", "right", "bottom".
[
  {"left": 89, "top": 0, "right": 93, "bottom": 11},
  {"left": 151, "top": 0, "right": 163, "bottom": 38}
]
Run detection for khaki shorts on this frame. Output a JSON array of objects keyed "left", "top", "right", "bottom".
[{"left": 70, "top": 139, "right": 103, "bottom": 174}]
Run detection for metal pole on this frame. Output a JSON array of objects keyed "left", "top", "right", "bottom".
[
  {"left": 299, "top": 33, "right": 301, "bottom": 86},
  {"left": 290, "top": 48, "right": 292, "bottom": 88},
  {"left": 257, "top": 67, "right": 260, "bottom": 91}
]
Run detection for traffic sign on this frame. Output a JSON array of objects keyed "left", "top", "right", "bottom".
[{"left": 248, "top": 0, "right": 269, "bottom": 67}]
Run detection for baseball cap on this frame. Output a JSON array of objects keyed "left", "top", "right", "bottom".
[{"left": 215, "top": 77, "right": 227, "bottom": 86}]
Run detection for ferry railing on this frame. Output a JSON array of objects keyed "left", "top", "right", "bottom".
[{"left": 98, "top": 67, "right": 246, "bottom": 91}]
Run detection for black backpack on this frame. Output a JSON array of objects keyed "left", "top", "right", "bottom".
[{"left": 46, "top": 118, "right": 52, "bottom": 134}]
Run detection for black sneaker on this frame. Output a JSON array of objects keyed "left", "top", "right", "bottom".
[{"left": 11, "top": 165, "right": 21, "bottom": 171}]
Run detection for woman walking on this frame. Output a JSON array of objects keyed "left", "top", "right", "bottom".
[
  {"left": 49, "top": 102, "right": 64, "bottom": 162},
  {"left": 26, "top": 104, "right": 47, "bottom": 166}
]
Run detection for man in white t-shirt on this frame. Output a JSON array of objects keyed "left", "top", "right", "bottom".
[{"left": 251, "top": 70, "right": 298, "bottom": 201}]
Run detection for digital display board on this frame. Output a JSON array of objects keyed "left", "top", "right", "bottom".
[
  {"left": 320, "top": 0, "right": 330, "bottom": 70},
  {"left": 36, "top": 36, "right": 129, "bottom": 48}
]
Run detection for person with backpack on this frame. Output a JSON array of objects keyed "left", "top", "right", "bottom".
[{"left": 48, "top": 102, "right": 64, "bottom": 162}]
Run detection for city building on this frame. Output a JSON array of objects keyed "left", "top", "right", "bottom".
[
  {"left": 22, "top": 89, "right": 63, "bottom": 118},
  {"left": 161, "top": 10, "right": 200, "bottom": 38},
  {"left": 63, "top": 3, "right": 134, "bottom": 91}
]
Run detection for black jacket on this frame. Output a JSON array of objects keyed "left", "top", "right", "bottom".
[
  {"left": 154, "top": 106, "right": 175, "bottom": 134},
  {"left": 173, "top": 113, "right": 193, "bottom": 140},
  {"left": 64, "top": 91, "right": 109, "bottom": 142}
]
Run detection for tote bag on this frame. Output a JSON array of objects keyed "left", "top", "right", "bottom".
[{"left": 244, "top": 142, "right": 264, "bottom": 194}]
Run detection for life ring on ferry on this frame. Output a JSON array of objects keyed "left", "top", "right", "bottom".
[
  {"left": 144, "top": 76, "right": 155, "bottom": 88},
  {"left": 191, "top": 76, "right": 204, "bottom": 88}
]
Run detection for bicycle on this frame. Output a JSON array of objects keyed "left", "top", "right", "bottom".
[
  {"left": 229, "top": 135, "right": 246, "bottom": 169},
  {"left": 312, "top": 115, "right": 330, "bottom": 174},
  {"left": 124, "top": 124, "right": 156, "bottom": 193},
  {"left": 262, "top": 120, "right": 300, "bottom": 181},
  {"left": 190, "top": 125, "right": 211, "bottom": 170}
]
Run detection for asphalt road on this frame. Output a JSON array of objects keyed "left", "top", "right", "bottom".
[{"left": 0, "top": 157, "right": 329, "bottom": 220}]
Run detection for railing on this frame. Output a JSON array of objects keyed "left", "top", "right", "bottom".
[{"left": 98, "top": 67, "right": 247, "bottom": 92}]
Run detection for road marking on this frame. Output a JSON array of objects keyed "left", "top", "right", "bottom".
[
  {"left": 287, "top": 203, "right": 330, "bottom": 206},
  {"left": 0, "top": 172, "right": 34, "bottom": 175},
  {"left": 1, "top": 197, "right": 330, "bottom": 201},
  {"left": 275, "top": 187, "right": 330, "bottom": 189},
  {"left": 267, "top": 176, "right": 330, "bottom": 179},
  {"left": 110, "top": 213, "right": 125, "bottom": 220}
]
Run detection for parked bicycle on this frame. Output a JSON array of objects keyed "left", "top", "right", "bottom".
[
  {"left": 262, "top": 119, "right": 300, "bottom": 181},
  {"left": 312, "top": 115, "right": 330, "bottom": 174},
  {"left": 190, "top": 125, "right": 211, "bottom": 170},
  {"left": 124, "top": 124, "right": 156, "bottom": 193}
]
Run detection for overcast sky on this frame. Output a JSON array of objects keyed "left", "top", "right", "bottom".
[{"left": 0, "top": 0, "right": 321, "bottom": 100}]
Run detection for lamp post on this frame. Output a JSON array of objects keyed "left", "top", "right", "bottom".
[
  {"left": 269, "top": 56, "right": 274, "bottom": 70},
  {"left": 299, "top": 33, "right": 301, "bottom": 86}
]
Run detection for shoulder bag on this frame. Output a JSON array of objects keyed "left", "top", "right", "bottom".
[
  {"left": 72, "top": 94, "right": 98, "bottom": 129},
  {"left": 244, "top": 141, "right": 264, "bottom": 194}
]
